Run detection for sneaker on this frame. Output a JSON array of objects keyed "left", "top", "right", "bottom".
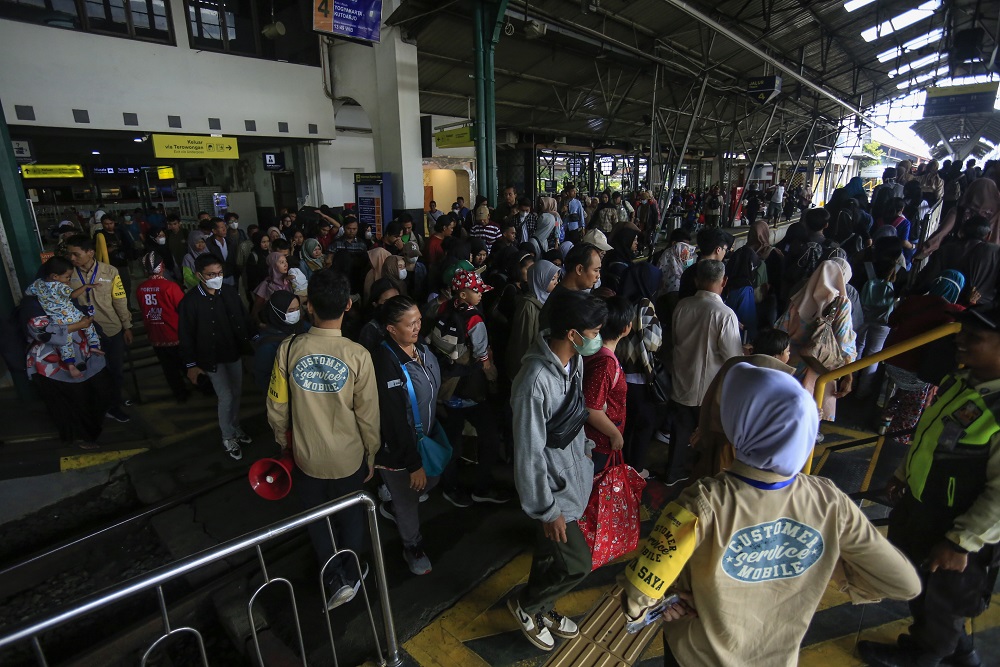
[
  {"left": 379, "top": 502, "right": 396, "bottom": 523},
  {"left": 344, "top": 560, "right": 370, "bottom": 601},
  {"left": 234, "top": 431, "right": 252, "bottom": 446},
  {"left": 654, "top": 430, "right": 671, "bottom": 444},
  {"left": 123, "top": 398, "right": 135, "bottom": 407},
  {"left": 664, "top": 475, "right": 689, "bottom": 488},
  {"left": 442, "top": 488, "right": 473, "bottom": 508},
  {"left": 897, "top": 634, "right": 982, "bottom": 667},
  {"left": 378, "top": 483, "right": 392, "bottom": 503},
  {"left": 419, "top": 492, "right": 429, "bottom": 503},
  {"left": 857, "top": 640, "right": 926, "bottom": 667},
  {"left": 541, "top": 609, "right": 579, "bottom": 639},
  {"left": 105, "top": 407, "right": 131, "bottom": 423},
  {"left": 507, "top": 599, "right": 554, "bottom": 651},
  {"left": 471, "top": 488, "right": 512, "bottom": 504},
  {"left": 403, "top": 545, "right": 432, "bottom": 575},
  {"left": 223, "top": 438, "right": 243, "bottom": 461},
  {"left": 325, "top": 574, "right": 354, "bottom": 610}
]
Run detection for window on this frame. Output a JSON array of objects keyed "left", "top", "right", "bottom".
[
  {"left": 0, "top": 0, "right": 172, "bottom": 42},
  {"left": 860, "top": 0, "right": 940, "bottom": 43},
  {"left": 184, "top": 0, "right": 319, "bottom": 65}
]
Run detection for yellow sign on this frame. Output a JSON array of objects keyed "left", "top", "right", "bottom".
[
  {"left": 152, "top": 134, "right": 239, "bottom": 159},
  {"left": 156, "top": 166, "right": 175, "bottom": 179},
  {"left": 21, "top": 164, "right": 84, "bottom": 179},
  {"left": 435, "top": 126, "right": 475, "bottom": 149},
  {"left": 312, "top": 0, "right": 333, "bottom": 33},
  {"left": 925, "top": 81, "right": 999, "bottom": 98}
]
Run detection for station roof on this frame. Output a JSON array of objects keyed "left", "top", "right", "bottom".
[
  {"left": 386, "top": 0, "right": 999, "bottom": 153},
  {"left": 910, "top": 112, "right": 1000, "bottom": 161}
]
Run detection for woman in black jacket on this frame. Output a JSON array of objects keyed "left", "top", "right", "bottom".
[{"left": 372, "top": 295, "right": 443, "bottom": 576}]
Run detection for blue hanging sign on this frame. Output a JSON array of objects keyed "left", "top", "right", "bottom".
[{"left": 313, "top": 0, "right": 383, "bottom": 43}]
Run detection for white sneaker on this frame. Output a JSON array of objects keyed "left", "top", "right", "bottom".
[
  {"left": 541, "top": 609, "right": 579, "bottom": 639},
  {"left": 507, "top": 599, "right": 555, "bottom": 651},
  {"left": 654, "top": 430, "right": 671, "bottom": 444},
  {"left": 419, "top": 492, "right": 429, "bottom": 503},
  {"left": 223, "top": 438, "right": 242, "bottom": 461}
]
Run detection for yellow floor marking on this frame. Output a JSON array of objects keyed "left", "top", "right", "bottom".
[
  {"left": 821, "top": 423, "right": 878, "bottom": 441},
  {"left": 463, "top": 585, "right": 608, "bottom": 641},
  {"left": 59, "top": 448, "right": 148, "bottom": 471}
]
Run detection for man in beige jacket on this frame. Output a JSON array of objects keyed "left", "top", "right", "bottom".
[{"left": 267, "top": 269, "right": 380, "bottom": 610}]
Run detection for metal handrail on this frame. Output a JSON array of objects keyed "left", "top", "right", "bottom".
[
  {"left": 0, "top": 491, "right": 402, "bottom": 667},
  {"left": 807, "top": 321, "right": 962, "bottom": 473}
]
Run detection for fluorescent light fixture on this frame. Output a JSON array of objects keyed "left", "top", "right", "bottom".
[
  {"left": 91, "top": 150, "right": 100, "bottom": 155},
  {"left": 876, "top": 28, "right": 943, "bottom": 62},
  {"left": 844, "top": 0, "right": 875, "bottom": 11},
  {"left": 888, "top": 53, "right": 943, "bottom": 78},
  {"left": 896, "top": 65, "right": 949, "bottom": 89},
  {"left": 133, "top": 137, "right": 143, "bottom": 142},
  {"left": 862, "top": 0, "right": 939, "bottom": 43}
]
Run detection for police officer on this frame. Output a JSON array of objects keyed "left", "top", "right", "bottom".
[{"left": 860, "top": 308, "right": 1000, "bottom": 667}]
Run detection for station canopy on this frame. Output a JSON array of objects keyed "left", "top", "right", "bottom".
[{"left": 386, "top": 0, "right": 1000, "bottom": 155}]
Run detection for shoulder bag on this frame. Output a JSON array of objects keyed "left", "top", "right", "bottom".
[
  {"left": 800, "top": 297, "right": 847, "bottom": 375},
  {"left": 545, "top": 360, "right": 590, "bottom": 450},
  {"left": 385, "top": 342, "right": 452, "bottom": 476}
]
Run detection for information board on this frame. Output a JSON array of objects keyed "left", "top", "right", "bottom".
[
  {"left": 152, "top": 134, "right": 239, "bottom": 159},
  {"left": 313, "top": 0, "right": 383, "bottom": 43},
  {"left": 747, "top": 75, "right": 782, "bottom": 104},
  {"left": 354, "top": 172, "right": 393, "bottom": 238},
  {"left": 924, "top": 82, "right": 999, "bottom": 118},
  {"left": 21, "top": 164, "right": 84, "bottom": 179},
  {"left": 263, "top": 152, "right": 285, "bottom": 172}
]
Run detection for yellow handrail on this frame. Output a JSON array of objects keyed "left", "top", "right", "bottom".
[{"left": 806, "top": 320, "right": 962, "bottom": 473}]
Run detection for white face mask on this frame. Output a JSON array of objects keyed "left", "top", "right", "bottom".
[
  {"left": 284, "top": 310, "right": 301, "bottom": 325},
  {"left": 204, "top": 276, "right": 224, "bottom": 290},
  {"left": 124, "top": 216, "right": 132, "bottom": 222},
  {"left": 593, "top": 276, "right": 601, "bottom": 290},
  {"left": 154, "top": 236, "right": 166, "bottom": 245},
  {"left": 398, "top": 268, "right": 408, "bottom": 280},
  {"left": 229, "top": 221, "right": 239, "bottom": 229},
  {"left": 365, "top": 229, "right": 373, "bottom": 240}
]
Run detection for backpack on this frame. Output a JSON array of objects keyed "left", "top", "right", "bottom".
[
  {"left": 860, "top": 262, "right": 896, "bottom": 325},
  {"left": 428, "top": 304, "right": 473, "bottom": 365},
  {"left": 751, "top": 256, "right": 769, "bottom": 303},
  {"left": 595, "top": 207, "right": 618, "bottom": 233},
  {"left": 870, "top": 185, "right": 895, "bottom": 224}
]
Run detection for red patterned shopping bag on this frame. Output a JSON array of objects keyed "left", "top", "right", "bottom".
[{"left": 578, "top": 451, "right": 646, "bottom": 570}]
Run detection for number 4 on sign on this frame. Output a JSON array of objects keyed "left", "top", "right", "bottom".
[{"left": 317, "top": 0, "right": 329, "bottom": 16}]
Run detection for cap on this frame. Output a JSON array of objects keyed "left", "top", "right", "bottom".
[
  {"left": 961, "top": 307, "right": 1000, "bottom": 331},
  {"left": 452, "top": 269, "right": 492, "bottom": 294},
  {"left": 403, "top": 240, "right": 422, "bottom": 260},
  {"left": 581, "top": 229, "right": 613, "bottom": 251}
]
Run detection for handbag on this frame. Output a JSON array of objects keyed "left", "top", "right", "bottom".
[
  {"left": 545, "top": 365, "right": 590, "bottom": 450},
  {"left": 388, "top": 342, "right": 453, "bottom": 477},
  {"left": 800, "top": 297, "right": 846, "bottom": 375},
  {"left": 578, "top": 451, "right": 646, "bottom": 570},
  {"left": 649, "top": 360, "right": 672, "bottom": 404}
]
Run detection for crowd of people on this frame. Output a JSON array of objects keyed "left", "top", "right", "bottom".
[{"left": 6, "top": 158, "right": 1000, "bottom": 665}]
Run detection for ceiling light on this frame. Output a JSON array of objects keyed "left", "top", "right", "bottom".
[
  {"left": 91, "top": 150, "right": 100, "bottom": 155},
  {"left": 861, "top": 0, "right": 939, "bottom": 43},
  {"left": 133, "top": 137, "right": 143, "bottom": 142}
]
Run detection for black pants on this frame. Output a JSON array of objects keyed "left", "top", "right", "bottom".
[
  {"left": 667, "top": 402, "right": 700, "bottom": 480},
  {"left": 519, "top": 520, "right": 592, "bottom": 615},
  {"left": 33, "top": 370, "right": 111, "bottom": 443},
  {"left": 153, "top": 346, "right": 187, "bottom": 400},
  {"left": 441, "top": 401, "right": 500, "bottom": 495},
  {"left": 99, "top": 329, "right": 125, "bottom": 408},
  {"left": 295, "top": 460, "right": 368, "bottom": 583},
  {"left": 623, "top": 382, "right": 663, "bottom": 472},
  {"left": 889, "top": 494, "right": 999, "bottom": 659}
]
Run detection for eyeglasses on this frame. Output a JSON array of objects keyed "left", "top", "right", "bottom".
[{"left": 201, "top": 271, "right": 224, "bottom": 279}]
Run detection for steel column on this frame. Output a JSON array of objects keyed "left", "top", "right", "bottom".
[
  {"left": 744, "top": 102, "right": 778, "bottom": 192},
  {"left": 472, "top": 2, "right": 488, "bottom": 202},
  {"left": 666, "top": 74, "right": 709, "bottom": 203},
  {"left": 788, "top": 118, "right": 818, "bottom": 191},
  {"left": 660, "top": 0, "right": 878, "bottom": 127}
]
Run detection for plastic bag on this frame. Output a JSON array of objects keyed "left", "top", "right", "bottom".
[{"left": 579, "top": 451, "right": 646, "bottom": 570}]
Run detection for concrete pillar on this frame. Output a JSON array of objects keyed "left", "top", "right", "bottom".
[{"left": 331, "top": 4, "right": 424, "bottom": 217}]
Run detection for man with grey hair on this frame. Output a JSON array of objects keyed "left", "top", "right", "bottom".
[{"left": 668, "top": 259, "right": 744, "bottom": 483}]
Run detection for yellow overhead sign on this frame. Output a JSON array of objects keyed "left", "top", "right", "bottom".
[
  {"left": 21, "top": 164, "right": 84, "bottom": 179},
  {"left": 435, "top": 126, "right": 475, "bottom": 149},
  {"left": 156, "top": 166, "right": 175, "bottom": 179},
  {"left": 152, "top": 134, "right": 239, "bottom": 159}
]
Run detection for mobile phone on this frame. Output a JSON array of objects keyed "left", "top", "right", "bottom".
[{"left": 624, "top": 593, "right": 681, "bottom": 634}]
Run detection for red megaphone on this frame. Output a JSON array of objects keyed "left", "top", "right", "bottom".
[{"left": 249, "top": 452, "right": 295, "bottom": 500}]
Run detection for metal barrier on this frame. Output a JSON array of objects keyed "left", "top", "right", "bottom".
[
  {"left": 0, "top": 491, "right": 402, "bottom": 667},
  {"left": 807, "top": 321, "right": 962, "bottom": 476}
]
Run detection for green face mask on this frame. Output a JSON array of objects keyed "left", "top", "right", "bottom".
[{"left": 572, "top": 330, "right": 603, "bottom": 356}]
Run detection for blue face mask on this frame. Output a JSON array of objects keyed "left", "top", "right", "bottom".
[{"left": 572, "top": 330, "right": 603, "bottom": 356}]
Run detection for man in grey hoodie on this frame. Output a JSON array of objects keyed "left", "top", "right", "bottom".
[{"left": 508, "top": 291, "right": 608, "bottom": 651}]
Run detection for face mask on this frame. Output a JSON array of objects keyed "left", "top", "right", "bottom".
[
  {"left": 365, "top": 230, "right": 373, "bottom": 240},
  {"left": 284, "top": 310, "right": 301, "bottom": 325},
  {"left": 154, "top": 237, "right": 166, "bottom": 245},
  {"left": 124, "top": 216, "right": 132, "bottom": 222},
  {"left": 229, "top": 222, "right": 239, "bottom": 229},
  {"left": 572, "top": 330, "right": 603, "bottom": 356},
  {"left": 204, "top": 276, "right": 224, "bottom": 290},
  {"left": 593, "top": 276, "right": 602, "bottom": 290},
  {"left": 683, "top": 257, "right": 696, "bottom": 268},
  {"left": 895, "top": 253, "right": 907, "bottom": 272},
  {"left": 398, "top": 268, "right": 408, "bottom": 280}
]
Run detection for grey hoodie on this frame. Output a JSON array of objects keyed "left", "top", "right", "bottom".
[{"left": 510, "top": 332, "right": 595, "bottom": 524}]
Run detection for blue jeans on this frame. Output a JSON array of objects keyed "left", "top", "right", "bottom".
[
  {"left": 856, "top": 322, "right": 891, "bottom": 394},
  {"left": 206, "top": 360, "right": 243, "bottom": 440}
]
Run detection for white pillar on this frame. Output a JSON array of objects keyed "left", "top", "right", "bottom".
[{"left": 331, "top": 6, "right": 423, "bottom": 212}]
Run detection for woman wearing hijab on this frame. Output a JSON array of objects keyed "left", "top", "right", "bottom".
[
  {"left": 620, "top": 364, "right": 920, "bottom": 667},
  {"left": 844, "top": 175, "right": 869, "bottom": 209},
  {"left": 364, "top": 247, "right": 393, "bottom": 302},
  {"left": 357, "top": 278, "right": 401, "bottom": 352},
  {"left": 251, "top": 252, "right": 293, "bottom": 322},
  {"left": 266, "top": 226, "right": 283, "bottom": 242},
  {"left": 879, "top": 270, "right": 969, "bottom": 443},
  {"left": 299, "top": 238, "right": 326, "bottom": 281},
  {"left": 615, "top": 262, "right": 664, "bottom": 477},
  {"left": 245, "top": 232, "right": 271, "bottom": 301},
  {"left": 382, "top": 253, "right": 410, "bottom": 297},
  {"left": 470, "top": 238, "right": 489, "bottom": 271},
  {"left": 919, "top": 159, "right": 944, "bottom": 206},
  {"left": 919, "top": 177, "right": 1000, "bottom": 258},
  {"left": 745, "top": 220, "right": 785, "bottom": 323},
  {"left": 775, "top": 258, "right": 858, "bottom": 420},
  {"left": 532, "top": 197, "right": 561, "bottom": 248},
  {"left": 603, "top": 228, "right": 639, "bottom": 292},
  {"left": 506, "top": 259, "right": 560, "bottom": 380},
  {"left": 182, "top": 230, "right": 209, "bottom": 290},
  {"left": 251, "top": 291, "right": 304, "bottom": 392}
]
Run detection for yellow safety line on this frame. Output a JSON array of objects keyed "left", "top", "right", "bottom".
[
  {"left": 59, "top": 448, "right": 148, "bottom": 471},
  {"left": 822, "top": 424, "right": 878, "bottom": 441},
  {"left": 860, "top": 435, "right": 885, "bottom": 494}
]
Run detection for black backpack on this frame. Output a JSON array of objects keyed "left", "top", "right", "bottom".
[{"left": 871, "top": 185, "right": 895, "bottom": 224}]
